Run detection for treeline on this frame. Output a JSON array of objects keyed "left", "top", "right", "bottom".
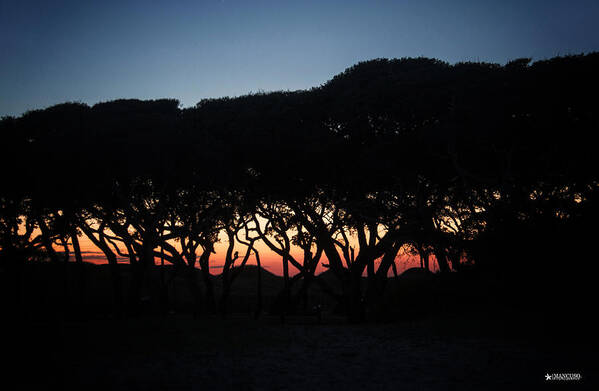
[{"left": 1, "top": 54, "right": 597, "bottom": 322}]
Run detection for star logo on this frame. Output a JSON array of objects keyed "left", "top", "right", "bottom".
[{"left": 545, "top": 374, "right": 552, "bottom": 381}]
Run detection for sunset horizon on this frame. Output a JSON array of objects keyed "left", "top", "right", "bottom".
[{"left": 2, "top": 1, "right": 597, "bottom": 389}]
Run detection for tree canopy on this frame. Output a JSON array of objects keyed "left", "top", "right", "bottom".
[{"left": 1, "top": 53, "right": 597, "bottom": 321}]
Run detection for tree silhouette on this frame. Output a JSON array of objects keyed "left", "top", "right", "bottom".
[{"left": 1, "top": 53, "right": 597, "bottom": 322}]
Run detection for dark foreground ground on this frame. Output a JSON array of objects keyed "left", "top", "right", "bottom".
[{"left": 7, "top": 312, "right": 594, "bottom": 391}]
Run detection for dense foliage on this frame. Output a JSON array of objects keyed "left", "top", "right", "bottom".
[{"left": 1, "top": 53, "right": 597, "bottom": 321}]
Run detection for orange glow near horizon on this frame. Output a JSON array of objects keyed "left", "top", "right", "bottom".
[
  {"left": 71, "top": 233, "right": 434, "bottom": 276},
  {"left": 19, "top": 222, "right": 433, "bottom": 277}
]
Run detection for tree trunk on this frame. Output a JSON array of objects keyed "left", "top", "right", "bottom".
[
  {"left": 107, "top": 256, "right": 124, "bottom": 318},
  {"left": 159, "top": 249, "right": 168, "bottom": 317},
  {"left": 281, "top": 255, "right": 290, "bottom": 323},
  {"left": 391, "top": 261, "right": 398, "bottom": 278},
  {"left": 434, "top": 249, "right": 451, "bottom": 273},
  {"left": 71, "top": 231, "right": 87, "bottom": 319},
  {"left": 418, "top": 247, "right": 430, "bottom": 271},
  {"left": 254, "top": 251, "right": 262, "bottom": 319},
  {"left": 219, "top": 273, "right": 232, "bottom": 318},
  {"left": 196, "top": 257, "right": 215, "bottom": 314},
  {"left": 347, "top": 269, "right": 364, "bottom": 323},
  {"left": 185, "top": 264, "right": 203, "bottom": 317},
  {"left": 80, "top": 225, "right": 124, "bottom": 317}
]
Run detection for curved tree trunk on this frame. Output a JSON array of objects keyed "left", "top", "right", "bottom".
[
  {"left": 80, "top": 225, "right": 124, "bottom": 318},
  {"left": 129, "top": 243, "right": 155, "bottom": 317},
  {"left": 185, "top": 264, "right": 204, "bottom": 317},
  {"left": 197, "top": 251, "right": 216, "bottom": 314}
]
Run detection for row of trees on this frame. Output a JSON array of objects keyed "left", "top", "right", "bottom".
[{"left": 1, "top": 54, "right": 597, "bottom": 321}]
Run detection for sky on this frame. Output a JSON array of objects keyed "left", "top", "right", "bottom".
[{"left": 2, "top": 0, "right": 599, "bottom": 117}]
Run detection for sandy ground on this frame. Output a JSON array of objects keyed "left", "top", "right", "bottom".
[{"left": 14, "top": 315, "right": 586, "bottom": 390}]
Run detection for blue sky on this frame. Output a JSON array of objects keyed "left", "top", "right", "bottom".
[{"left": 2, "top": 0, "right": 598, "bottom": 116}]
